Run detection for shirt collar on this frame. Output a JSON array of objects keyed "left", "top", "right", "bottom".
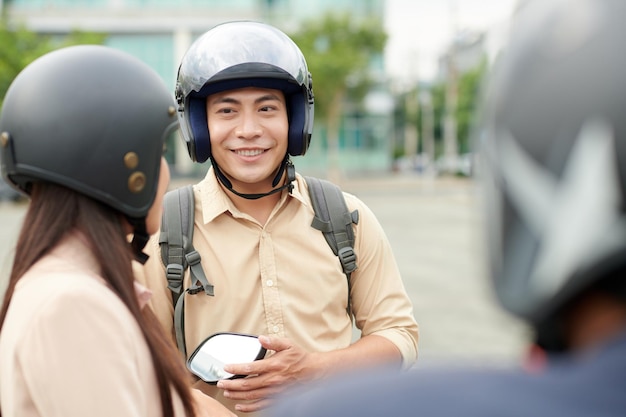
[
  {"left": 196, "top": 167, "right": 312, "bottom": 224},
  {"left": 196, "top": 167, "right": 237, "bottom": 223}
]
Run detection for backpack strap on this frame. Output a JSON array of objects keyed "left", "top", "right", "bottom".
[
  {"left": 305, "top": 176, "right": 359, "bottom": 315},
  {"left": 159, "top": 185, "right": 214, "bottom": 357}
]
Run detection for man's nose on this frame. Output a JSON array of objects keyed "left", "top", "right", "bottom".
[{"left": 235, "top": 111, "right": 263, "bottom": 139}]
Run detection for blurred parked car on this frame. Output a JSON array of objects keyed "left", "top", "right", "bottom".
[{"left": 435, "top": 153, "right": 476, "bottom": 177}]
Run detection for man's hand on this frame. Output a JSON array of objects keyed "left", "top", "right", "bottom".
[{"left": 216, "top": 335, "right": 322, "bottom": 413}]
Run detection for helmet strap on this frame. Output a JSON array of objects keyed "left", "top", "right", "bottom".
[
  {"left": 211, "top": 155, "right": 295, "bottom": 200},
  {"left": 127, "top": 216, "right": 150, "bottom": 264}
]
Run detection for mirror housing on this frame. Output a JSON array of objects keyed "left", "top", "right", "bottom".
[{"left": 187, "top": 332, "right": 266, "bottom": 384}]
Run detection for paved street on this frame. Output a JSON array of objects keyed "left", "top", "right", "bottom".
[
  {"left": 0, "top": 173, "right": 529, "bottom": 368},
  {"left": 337, "top": 174, "right": 530, "bottom": 368}
]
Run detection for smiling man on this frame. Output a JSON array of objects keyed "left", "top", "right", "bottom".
[{"left": 134, "top": 21, "right": 419, "bottom": 417}]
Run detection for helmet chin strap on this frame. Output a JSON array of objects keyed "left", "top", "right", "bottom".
[
  {"left": 127, "top": 217, "right": 150, "bottom": 264},
  {"left": 211, "top": 155, "right": 295, "bottom": 200}
]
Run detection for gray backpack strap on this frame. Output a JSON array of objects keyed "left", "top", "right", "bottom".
[
  {"left": 305, "top": 176, "right": 359, "bottom": 314},
  {"left": 159, "top": 186, "right": 188, "bottom": 303},
  {"left": 173, "top": 287, "right": 187, "bottom": 358},
  {"left": 159, "top": 185, "right": 214, "bottom": 357}
]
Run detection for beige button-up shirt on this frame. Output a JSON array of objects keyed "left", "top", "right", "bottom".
[
  {"left": 136, "top": 169, "right": 419, "bottom": 413},
  {"left": 0, "top": 234, "right": 185, "bottom": 417}
]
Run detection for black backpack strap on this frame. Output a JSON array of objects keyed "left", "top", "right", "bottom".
[
  {"left": 305, "top": 176, "right": 359, "bottom": 315},
  {"left": 159, "top": 185, "right": 214, "bottom": 357}
]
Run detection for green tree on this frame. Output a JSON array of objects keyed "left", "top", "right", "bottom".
[
  {"left": 0, "top": 21, "right": 106, "bottom": 109},
  {"left": 455, "top": 58, "right": 487, "bottom": 154},
  {"left": 418, "top": 59, "right": 487, "bottom": 165},
  {"left": 289, "top": 12, "right": 386, "bottom": 180},
  {"left": 392, "top": 59, "right": 487, "bottom": 176}
]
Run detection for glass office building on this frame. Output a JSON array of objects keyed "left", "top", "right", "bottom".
[{"left": 4, "top": 0, "right": 392, "bottom": 177}]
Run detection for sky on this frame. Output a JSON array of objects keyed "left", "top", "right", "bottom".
[{"left": 384, "top": 0, "right": 519, "bottom": 85}]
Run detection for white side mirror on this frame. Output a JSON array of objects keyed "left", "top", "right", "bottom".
[{"left": 187, "top": 332, "right": 266, "bottom": 384}]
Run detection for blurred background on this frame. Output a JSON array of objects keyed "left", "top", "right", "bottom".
[{"left": 0, "top": 0, "right": 530, "bottom": 367}]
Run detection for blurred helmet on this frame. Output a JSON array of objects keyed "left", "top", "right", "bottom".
[
  {"left": 479, "top": 0, "right": 626, "bottom": 347},
  {"left": 0, "top": 45, "right": 177, "bottom": 221},
  {"left": 175, "top": 21, "right": 314, "bottom": 163}
]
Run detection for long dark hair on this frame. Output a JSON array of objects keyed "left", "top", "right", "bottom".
[{"left": 0, "top": 183, "right": 196, "bottom": 417}]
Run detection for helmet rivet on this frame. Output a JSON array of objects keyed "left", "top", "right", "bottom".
[
  {"left": 0, "top": 132, "right": 9, "bottom": 147},
  {"left": 168, "top": 106, "right": 176, "bottom": 116},
  {"left": 124, "top": 152, "right": 139, "bottom": 169},
  {"left": 128, "top": 172, "right": 146, "bottom": 193}
]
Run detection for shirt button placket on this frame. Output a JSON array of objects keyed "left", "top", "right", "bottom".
[{"left": 259, "top": 230, "right": 284, "bottom": 337}]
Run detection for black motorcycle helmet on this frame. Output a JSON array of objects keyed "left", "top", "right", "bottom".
[
  {"left": 0, "top": 45, "right": 177, "bottom": 259},
  {"left": 478, "top": 0, "right": 626, "bottom": 351}
]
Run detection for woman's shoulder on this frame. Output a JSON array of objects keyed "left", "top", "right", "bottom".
[{"left": 12, "top": 256, "right": 127, "bottom": 330}]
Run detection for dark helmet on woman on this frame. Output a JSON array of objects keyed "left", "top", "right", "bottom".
[{"left": 0, "top": 45, "right": 178, "bottom": 256}]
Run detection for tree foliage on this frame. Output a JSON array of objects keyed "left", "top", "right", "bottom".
[
  {"left": 289, "top": 12, "right": 387, "bottom": 123},
  {"left": 288, "top": 12, "right": 386, "bottom": 178},
  {"left": 454, "top": 58, "right": 488, "bottom": 153},
  {"left": 0, "top": 21, "right": 106, "bottom": 109},
  {"left": 395, "top": 58, "right": 488, "bottom": 160}
]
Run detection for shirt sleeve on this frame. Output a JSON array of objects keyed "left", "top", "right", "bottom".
[
  {"left": 15, "top": 283, "right": 157, "bottom": 417},
  {"left": 346, "top": 194, "right": 420, "bottom": 367}
]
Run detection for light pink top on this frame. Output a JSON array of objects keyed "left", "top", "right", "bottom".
[{"left": 0, "top": 233, "right": 185, "bottom": 417}]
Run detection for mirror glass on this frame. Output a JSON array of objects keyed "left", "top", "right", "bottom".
[{"left": 187, "top": 333, "right": 266, "bottom": 384}]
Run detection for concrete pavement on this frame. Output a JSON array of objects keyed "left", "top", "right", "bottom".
[
  {"left": 0, "top": 173, "right": 530, "bottom": 368},
  {"left": 336, "top": 173, "right": 530, "bottom": 368}
]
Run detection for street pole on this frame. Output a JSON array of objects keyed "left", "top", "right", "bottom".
[
  {"left": 443, "top": 0, "right": 459, "bottom": 175},
  {"left": 404, "top": 50, "right": 419, "bottom": 168},
  {"left": 420, "top": 91, "right": 435, "bottom": 175}
]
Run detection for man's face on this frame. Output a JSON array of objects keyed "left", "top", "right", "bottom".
[{"left": 206, "top": 87, "right": 289, "bottom": 193}]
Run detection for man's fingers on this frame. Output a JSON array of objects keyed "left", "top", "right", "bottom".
[
  {"left": 258, "top": 334, "right": 292, "bottom": 352},
  {"left": 234, "top": 397, "right": 273, "bottom": 414}
]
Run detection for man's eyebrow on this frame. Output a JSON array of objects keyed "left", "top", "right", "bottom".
[
  {"left": 208, "top": 93, "right": 283, "bottom": 106},
  {"left": 255, "top": 93, "right": 282, "bottom": 104},
  {"left": 209, "top": 96, "right": 239, "bottom": 106}
]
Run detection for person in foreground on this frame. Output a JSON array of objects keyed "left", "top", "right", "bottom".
[
  {"left": 0, "top": 45, "right": 234, "bottom": 417},
  {"left": 269, "top": 1, "right": 626, "bottom": 416},
  {"left": 134, "top": 21, "right": 419, "bottom": 415}
]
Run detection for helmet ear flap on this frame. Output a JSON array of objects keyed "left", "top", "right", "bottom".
[
  {"left": 187, "top": 97, "right": 211, "bottom": 163},
  {"left": 176, "top": 80, "right": 211, "bottom": 163},
  {"left": 288, "top": 71, "right": 314, "bottom": 156},
  {"left": 287, "top": 94, "right": 309, "bottom": 156}
]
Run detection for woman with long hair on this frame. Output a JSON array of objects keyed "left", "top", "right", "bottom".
[{"left": 0, "top": 45, "right": 234, "bottom": 417}]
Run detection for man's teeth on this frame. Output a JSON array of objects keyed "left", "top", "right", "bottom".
[{"left": 236, "top": 149, "right": 264, "bottom": 156}]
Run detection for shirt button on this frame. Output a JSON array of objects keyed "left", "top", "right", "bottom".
[
  {"left": 272, "top": 326, "right": 280, "bottom": 333},
  {"left": 266, "top": 280, "right": 274, "bottom": 287}
]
